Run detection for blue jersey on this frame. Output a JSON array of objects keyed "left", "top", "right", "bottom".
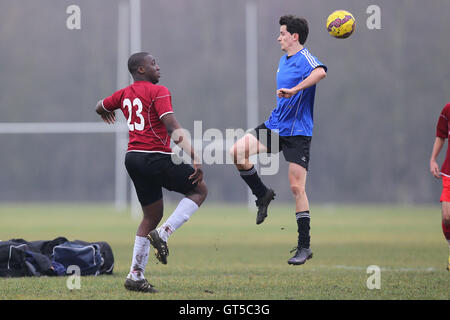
[{"left": 265, "top": 48, "right": 327, "bottom": 136}]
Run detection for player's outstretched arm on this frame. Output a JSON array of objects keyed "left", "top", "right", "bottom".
[
  {"left": 277, "top": 66, "right": 327, "bottom": 98},
  {"left": 430, "top": 137, "right": 445, "bottom": 179},
  {"left": 161, "top": 113, "right": 203, "bottom": 184},
  {"left": 95, "top": 100, "right": 116, "bottom": 124}
]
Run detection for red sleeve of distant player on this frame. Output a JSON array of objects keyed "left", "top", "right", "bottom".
[
  {"left": 154, "top": 86, "right": 173, "bottom": 118},
  {"left": 436, "top": 103, "right": 450, "bottom": 139},
  {"left": 102, "top": 89, "right": 123, "bottom": 112}
]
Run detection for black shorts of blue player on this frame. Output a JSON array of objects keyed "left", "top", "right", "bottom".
[
  {"left": 251, "top": 123, "right": 312, "bottom": 170},
  {"left": 125, "top": 152, "right": 198, "bottom": 206}
]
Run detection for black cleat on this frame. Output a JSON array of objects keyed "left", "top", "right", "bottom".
[
  {"left": 255, "top": 189, "right": 276, "bottom": 225},
  {"left": 124, "top": 278, "right": 158, "bottom": 293},
  {"left": 288, "top": 247, "right": 313, "bottom": 265},
  {"left": 147, "top": 229, "right": 169, "bottom": 265}
]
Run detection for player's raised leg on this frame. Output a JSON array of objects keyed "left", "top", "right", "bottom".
[
  {"left": 287, "top": 162, "right": 313, "bottom": 265},
  {"left": 230, "top": 133, "right": 275, "bottom": 225},
  {"left": 441, "top": 202, "right": 450, "bottom": 271},
  {"left": 151, "top": 180, "right": 208, "bottom": 264}
]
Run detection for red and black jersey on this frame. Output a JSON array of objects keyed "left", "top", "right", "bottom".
[
  {"left": 436, "top": 103, "right": 450, "bottom": 176},
  {"left": 102, "top": 81, "right": 174, "bottom": 153}
]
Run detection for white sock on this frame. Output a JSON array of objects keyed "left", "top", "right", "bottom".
[
  {"left": 157, "top": 198, "right": 199, "bottom": 242},
  {"left": 128, "top": 235, "right": 150, "bottom": 280}
]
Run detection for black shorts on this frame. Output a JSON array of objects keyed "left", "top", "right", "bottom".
[
  {"left": 251, "top": 123, "right": 312, "bottom": 170},
  {"left": 125, "top": 152, "right": 198, "bottom": 206}
]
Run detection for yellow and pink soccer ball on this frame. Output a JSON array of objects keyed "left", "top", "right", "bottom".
[{"left": 326, "top": 10, "right": 356, "bottom": 38}]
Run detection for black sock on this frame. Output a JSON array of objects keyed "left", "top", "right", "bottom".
[
  {"left": 239, "top": 166, "right": 268, "bottom": 199},
  {"left": 296, "top": 211, "right": 310, "bottom": 249}
]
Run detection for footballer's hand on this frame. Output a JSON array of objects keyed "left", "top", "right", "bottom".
[
  {"left": 277, "top": 88, "right": 296, "bottom": 98},
  {"left": 189, "top": 164, "right": 203, "bottom": 184},
  {"left": 101, "top": 111, "right": 116, "bottom": 124},
  {"left": 430, "top": 159, "right": 441, "bottom": 179}
]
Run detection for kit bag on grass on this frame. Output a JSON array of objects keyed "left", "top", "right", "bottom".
[{"left": 53, "top": 241, "right": 103, "bottom": 276}]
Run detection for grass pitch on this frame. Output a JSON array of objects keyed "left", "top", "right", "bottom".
[{"left": 0, "top": 203, "right": 448, "bottom": 300}]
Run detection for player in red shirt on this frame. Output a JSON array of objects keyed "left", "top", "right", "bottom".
[
  {"left": 429, "top": 102, "right": 450, "bottom": 271},
  {"left": 95, "top": 52, "right": 207, "bottom": 292}
]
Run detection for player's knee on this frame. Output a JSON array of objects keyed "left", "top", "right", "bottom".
[
  {"left": 195, "top": 181, "right": 208, "bottom": 203},
  {"left": 442, "top": 206, "right": 450, "bottom": 223},
  {"left": 290, "top": 183, "right": 306, "bottom": 198},
  {"left": 229, "top": 142, "right": 247, "bottom": 165},
  {"left": 186, "top": 182, "right": 207, "bottom": 207},
  {"left": 229, "top": 144, "right": 240, "bottom": 164},
  {"left": 443, "top": 215, "right": 450, "bottom": 226}
]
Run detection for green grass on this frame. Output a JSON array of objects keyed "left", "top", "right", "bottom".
[{"left": 0, "top": 203, "right": 448, "bottom": 300}]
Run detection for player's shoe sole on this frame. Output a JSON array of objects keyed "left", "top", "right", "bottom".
[
  {"left": 124, "top": 278, "right": 158, "bottom": 293},
  {"left": 287, "top": 247, "right": 313, "bottom": 265},
  {"left": 255, "top": 189, "right": 276, "bottom": 225},
  {"left": 147, "top": 229, "right": 169, "bottom": 265}
]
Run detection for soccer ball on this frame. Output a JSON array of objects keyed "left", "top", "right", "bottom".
[{"left": 326, "top": 10, "right": 356, "bottom": 38}]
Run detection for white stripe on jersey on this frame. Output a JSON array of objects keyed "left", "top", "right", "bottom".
[
  {"left": 126, "top": 150, "right": 174, "bottom": 155},
  {"left": 155, "top": 94, "right": 171, "bottom": 100},
  {"left": 306, "top": 50, "right": 319, "bottom": 67},
  {"left": 301, "top": 51, "right": 317, "bottom": 68},
  {"left": 159, "top": 111, "right": 174, "bottom": 119},
  {"left": 301, "top": 50, "right": 318, "bottom": 68},
  {"left": 101, "top": 99, "right": 112, "bottom": 113}
]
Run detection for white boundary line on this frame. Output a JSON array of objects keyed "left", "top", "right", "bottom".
[{"left": 312, "top": 265, "right": 437, "bottom": 272}]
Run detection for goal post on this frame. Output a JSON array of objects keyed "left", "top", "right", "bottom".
[{"left": 129, "top": 0, "right": 142, "bottom": 219}]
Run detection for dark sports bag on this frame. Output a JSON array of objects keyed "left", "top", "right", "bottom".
[
  {"left": 67, "top": 240, "right": 114, "bottom": 275},
  {"left": 0, "top": 238, "right": 114, "bottom": 277},
  {"left": 52, "top": 241, "right": 104, "bottom": 276},
  {"left": 90, "top": 241, "right": 114, "bottom": 275},
  {"left": 0, "top": 237, "right": 68, "bottom": 277}
]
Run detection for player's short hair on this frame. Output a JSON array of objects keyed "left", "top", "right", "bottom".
[
  {"left": 279, "top": 15, "right": 309, "bottom": 45},
  {"left": 128, "top": 52, "right": 150, "bottom": 75}
]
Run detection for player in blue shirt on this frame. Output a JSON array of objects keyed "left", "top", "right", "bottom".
[{"left": 230, "top": 15, "right": 327, "bottom": 266}]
